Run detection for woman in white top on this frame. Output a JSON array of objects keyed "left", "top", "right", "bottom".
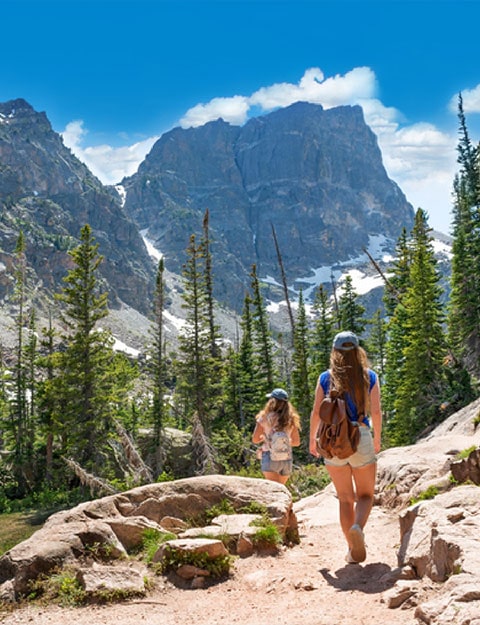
[{"left": 252, "top": 388, "right": 301, "bottom": 485}]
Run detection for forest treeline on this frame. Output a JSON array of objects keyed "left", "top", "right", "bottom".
[{"left": 0, "top": 98, "right": 479, "bottom": 509}]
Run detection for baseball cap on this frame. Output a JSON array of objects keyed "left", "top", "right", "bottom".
[
  {"left": 333, "top": 331, "right": 359, "bottom": 351},
  {"left": 266, "top": 388, "right": 289, "bottom": 401}
]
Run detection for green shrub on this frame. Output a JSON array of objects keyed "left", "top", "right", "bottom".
[
  {"left": 157, "top": 544, "right": 232, "bottom": 578},
  {"left": 204, "top": 498, "right": 235, "bottom": 523},
  {"left": 456, "top": 446, "right": 477, "bottom": 459},
  {"left": 28, "top": 568, "right": 86, "bottom": 607},
  {"left": 410, "top": 485, "right": 439, "bottom": 505},
  {"left": 140, "top": 528, "right": 177, "bottom": 562},
  {"left": 239, "top": 501, "right": 268, "bottom": 515},
  {"left": 250, "top": 515, "right": 282, "bottom": 550}
]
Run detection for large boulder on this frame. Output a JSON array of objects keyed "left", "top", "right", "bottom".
[
  {"left": 375, "top": 398, "right": 480, "bottom": 623},
  {"left": 376, "top": 397, "right": 480, "bottom": 508},
  {"left": 0, "top": 475, "right": 294, "bottom": 600}
]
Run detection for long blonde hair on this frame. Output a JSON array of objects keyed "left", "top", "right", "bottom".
[
  {"left": 329, "top": 346, "right": 371, "bottom": 414},
  {"left": 256, "top": 398, "right": 301, "bottom": 431}
]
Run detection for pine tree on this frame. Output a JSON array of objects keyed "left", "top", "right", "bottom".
[
  {"left": 149, "top": 257, "right": 168, "bottom": 475},
  {"left": 175, "top": 234, "right": 218, "bottom": 433},
  {"left": 250, "top": 264, "right": 275, "bottom": 390},
  {"left": 337, "top": 275, "right": 366, "bottom": 335},
  {"left": 309, "top": 284, "right": 335, "bottom": 388},
  {"left": 448, "top": 95, "right": 480, "bottom": 375},
  {"left": 389, "top": 209, "right": 447, "bottom": 443},
  {"left": 6, "top": 231, "right": 31, "bottom": 496},
  {"left": 366, "top": 309, "right": 387, "bottom": 384},
  {"left": 382, "top": 229, "right": 411, "bottom": 423},
  {"left": 222, "top": 295, "right": 262, "bottom": 430},
  {"left": 36, "top": 310, "right": 58, "bottom": 484},
  {"left": 202, "top": 209, "right": 221, "bottom": 358},
  {"left": 291, "top": 290, "right": 311, "bottom": 440},
  {"left": 54, "top": 224, "right": 120, "bottom": 474}
]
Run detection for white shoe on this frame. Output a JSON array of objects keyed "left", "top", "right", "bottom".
[
  {"left": 345, "top": 549, "right": 358, "bottom": 564},
  {"left": 348, "top": 524, "right": 366, "bottom": 563}
]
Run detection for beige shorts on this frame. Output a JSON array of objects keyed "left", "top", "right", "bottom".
[{"left": 324, "top": 426, "right": 376, "bottom": 468}]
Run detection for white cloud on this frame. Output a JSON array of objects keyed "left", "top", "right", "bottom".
[
  {"left": 449, "top": 82, "right": 480, "bottom": 113},
  {"left": 180, "top": 66, "right": 377, "bottom": 127},
  {"left": 61, "top": 120, "right": 158, "bottom": 185},
  {"left": 179, "top": 95, "right": 250, "bottom": 128},
  {"left": 62, "top": 66, "right": 473, "bottom": 234}
]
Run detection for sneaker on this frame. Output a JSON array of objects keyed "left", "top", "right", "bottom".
[
  {"left": 345, "top": 549, "right": 358, "bottom": 564},
  {"left": 348, "top": 524, "right": 366, "bottom": 563}
]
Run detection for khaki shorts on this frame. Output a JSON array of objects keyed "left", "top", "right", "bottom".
[{"left": 324, "top": 426, "right": 376, "bottom": 468}]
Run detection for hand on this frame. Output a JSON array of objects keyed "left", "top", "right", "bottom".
[{"left": 309, "top": 439, "right": 319, "bottom": 457}]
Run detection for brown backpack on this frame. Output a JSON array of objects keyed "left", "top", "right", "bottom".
[{"left": 315, "top": 390, "right": 360, "bottom": 459}]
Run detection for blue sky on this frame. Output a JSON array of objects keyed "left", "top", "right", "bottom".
[{"left": 1, "top": 0, "right": 480, "bottom": 235}]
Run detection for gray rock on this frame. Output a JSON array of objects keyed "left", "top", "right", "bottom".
[
  {"left": 0, "top": 474, "right": 294, "bottom": 601},
  {"left": 76, "top": 563, "right": 146, "bottom": 596}
]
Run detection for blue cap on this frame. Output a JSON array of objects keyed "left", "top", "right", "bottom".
[
  {"left": 266, "top": 388, "right": 288, "bottom": 401},
  {"left": 333, "top": 331, "right": 359, "bottom": 351}
]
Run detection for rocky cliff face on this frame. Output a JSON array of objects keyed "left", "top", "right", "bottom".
[
  {"left": 0, "top": 99, "right": 154, "bottom": 315},
  {"left": 121, "top": 102, "right": 414, "bottom": 310}
]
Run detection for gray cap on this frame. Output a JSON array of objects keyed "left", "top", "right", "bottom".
[
  {"left": 266, "top": 388, "right": 289, "bottom": 401},
  {"left": 333, "top": 331, "right": 359, "bottom": 351}
]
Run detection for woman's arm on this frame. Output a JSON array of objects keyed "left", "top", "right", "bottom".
[
  {"left": 252, "top": 417, "right": 266, "bottom": 444},
  {"left": 369, "top": 379, "right": 382, "bottom": 453},
  {"left": 290, "top": 425, "right": 301, "bottom": 447},
  {"left": 309, "top": 382, "right": 325, "bottom": 457}
]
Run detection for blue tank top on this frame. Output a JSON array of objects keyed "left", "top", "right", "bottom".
[{"left": 319, "top": 369, "right": 377, "bottom": 425}]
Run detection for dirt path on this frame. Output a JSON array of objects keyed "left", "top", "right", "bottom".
[{"left": 1, "top": 490, "right": 418, "bottom": 625}]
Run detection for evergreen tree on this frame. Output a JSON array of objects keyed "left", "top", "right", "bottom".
[
  {"left": 202, "top": 209, "right": 221, "bottom": 358},
  {"left": 337, "top": 275, "right": 366, "bottom": 335},
  {"left": 36, "top": 310, "right": 59, "bottom": 484},
  {"left": 291, "top": 290, "right": 311, "bottom": 440},
  {"left": 448, "top": 95, "right": 480, "bottom": 375},
  {"left": 309, "top": 284, "right": 335, "bottom": 388},
  {"left": 6, "top": 231, "right": 31, "bottom": 496},
  {"left": 389, "top": 209, "right": 447, "bottom": 443},
  {"left": 366, "top": 309, "right": 387, "bottom": 384},
  {"left": 250, "top": 264, "right": 275, "bottom": 390},
  {"left": 222, "top": 296, "right": 262, "bottom": 430},
  {"left": 175, "top": 234, "right": 218, "bottom": 432},
  {"left": 382, "top": 228, "right": 411, "bottom": 423},
  {"left": 149, "top": 257, "right": 168, "bottom": 475},
  {"left": 55, "top": 224, "right": 121, "bottom": 474}
]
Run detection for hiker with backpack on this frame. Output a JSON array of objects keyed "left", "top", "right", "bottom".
[
  {"left": 309, "top": 331, "right": 382, "bottom": 564},
  {"left": 252, "top": 388, "right": 301, "bottom": 485}
]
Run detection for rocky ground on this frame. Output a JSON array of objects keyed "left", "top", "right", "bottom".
[{"left": 0, "top": 489, "right": 419, "bottom": 625}]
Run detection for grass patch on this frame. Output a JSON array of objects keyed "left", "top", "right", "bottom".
[
  {"left": 27, "top": 567, "right": 86, "bottom": 607},
  {"left": 410, "top": 485, "right": 439, "bottom": 505},
  {"left": 204, "top": 498, "right": 236, "bottom": 523},
  {"left": 456, "top": 446, "right": 477, "bottom": 460},
  {"left": 0, "top": 512, "right": 45, "bottom": 556},
  {"left": 156, "top": 544, "right": 232, "bottom": 577},
  {"left": 250, "top": 515, "right": 282, "bottom": 550},
  {"left": 140, "top": 528, "right": 177, "bottom": 563}
]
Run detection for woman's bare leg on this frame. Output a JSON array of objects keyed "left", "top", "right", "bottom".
[
  {"left": 351, "top": 462, "right": 376, "bottom": 529},
  {"left": 326, "top": 464, "right": 356, "bottom": 542},
  {"left": 262, "top": 471, "right": 289, "bottom": 485}
]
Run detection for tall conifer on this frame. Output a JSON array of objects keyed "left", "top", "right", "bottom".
[
  {"left": 389, "top": 209, "right": 447, "bottom": 443},
  {"left": 55, "top": 225, "right": 120, "bottom": 473},
  {"left": 448, "top": 95, "right": 480, "bottom": 375}
]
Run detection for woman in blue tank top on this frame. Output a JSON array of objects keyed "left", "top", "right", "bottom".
[{"left": 309, "top": 331, "right": 382, "bottom": 564}]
